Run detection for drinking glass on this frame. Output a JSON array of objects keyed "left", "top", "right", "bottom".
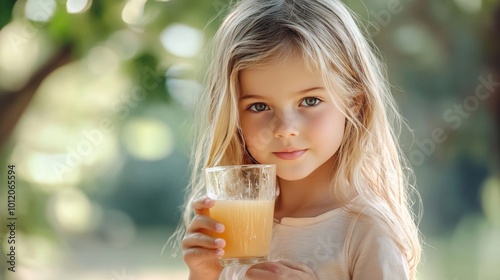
[{"left": 205, "top": 164, "right": 276, "bottom": 266}]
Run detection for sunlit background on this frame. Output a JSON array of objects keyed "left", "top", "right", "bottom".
[{"left": 0, "top": 0, "right": 499, "bottom": 279}]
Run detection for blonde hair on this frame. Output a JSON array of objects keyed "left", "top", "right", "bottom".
[{"left": 175, "top": 0, "right": 421, "bottom": 277}]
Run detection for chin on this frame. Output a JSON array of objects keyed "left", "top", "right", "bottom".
[{"left": 276, "top": 167, "right": 312, "bottom": 181}]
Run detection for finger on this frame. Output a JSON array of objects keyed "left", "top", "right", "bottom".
[
  {"left": 182, "top": 232, "right": 226, "bottom": 250},
  {"left": 186, "top": 214, "right": 225, "bottom": 234},
  {"left": 192, "top": 196, "right": 215, "bottom": 215},
  {"left": 182, "top": 247, "right": 225, "bottom": 264}
]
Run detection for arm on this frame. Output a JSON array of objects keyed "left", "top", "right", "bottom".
[
  {"left": 245, "top": 260, "right": 318, "bottom": 280},
  {"left": 348, "top": 216, "right": 410, "bottom": 280}
]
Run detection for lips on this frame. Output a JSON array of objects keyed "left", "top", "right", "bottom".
[{"left": 273, "top": 149, "right": 307, "bottom": 160}]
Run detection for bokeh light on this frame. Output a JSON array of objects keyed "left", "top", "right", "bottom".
[
  {"left": 454, "top": 0, "right": 482, "bottom": 14},
  {"left": 66, "top": 0, "right": 92, "bottom": 14},
  {"left": 24, "top": 0, "right": 56, "bottom": 22},
  {"left": 87, "top": 46, "right": 119, "bottom": 75},
  {"left": 122, "top": 117, "right": 174, "bottom": 161},
  {"left": 166, "top": 64, "right": 201, "bottom": 108},
  {"left": 106, "top": 29, "right": 141, "bottom": 60},
  {"left": 122, "top": 0, "right": 147, "bottom": 26},
  {"left": 481, "top": 177, "right": 500, "bottom": 227},
  {"left": 48, "top": 188, "right": 96, "bottom": 233},
  {"left": 160, "top": 24, "right": 204, "bottom": 57},
  {"left": 0, "top": 21, "right": 42, "bottom": 91}
]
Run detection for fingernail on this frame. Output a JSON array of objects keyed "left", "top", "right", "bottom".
[
  {"left": 216, "top": 249, "right": 224, "bottom": 256},
  {"left": 215, "top": 238, "right": 225, "bottom": 248},
  {"left": 204, "top": 198, "right": 211, "bottom": 206},
  {"left": 215, "top": 223, "right": 224, "bottom": 233}
]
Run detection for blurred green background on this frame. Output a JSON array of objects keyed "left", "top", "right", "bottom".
[{"left": 0, "top": 0, "right": 499, "bottom": 279}]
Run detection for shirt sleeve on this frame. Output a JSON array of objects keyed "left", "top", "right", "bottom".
[{"left": 347, "top": 215, "right": 410, "bottom": 280}]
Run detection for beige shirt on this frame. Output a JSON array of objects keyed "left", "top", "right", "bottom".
[{"left": 220, "top": 201, "right": 409, "bottom": 280}]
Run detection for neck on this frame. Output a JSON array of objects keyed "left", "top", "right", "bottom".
[{"left": 275, "top": 156, "right": 342, "bottom": 219}]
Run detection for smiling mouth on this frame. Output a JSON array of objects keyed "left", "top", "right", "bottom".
[{"left": 272, "top": 149, "right": 307, "bottom": 160}]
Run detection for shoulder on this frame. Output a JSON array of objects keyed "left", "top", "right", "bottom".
[
  {"left": 348, "top": 209, "right": 397, "bottom": 253},
  {"left": 350, "top": 206, "right": 391, "bottom": 236},
  {"left": 345, "top": 206, "right": 410, "bottom": 280}
]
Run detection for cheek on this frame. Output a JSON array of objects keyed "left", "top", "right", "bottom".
[
  {"left": 240, "top": 116, "right": 274, "bottom": 151},
  {"left": 307, "top": 110, "right": 346, "bottom": 144}
]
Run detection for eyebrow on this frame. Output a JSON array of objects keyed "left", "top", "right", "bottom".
[{"left": 239, "top": 86, "right": 325, "bottom": 101}]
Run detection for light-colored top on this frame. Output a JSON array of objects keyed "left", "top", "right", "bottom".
[{"left": 219, "top": 199, "right": 409, "bottom": 280}]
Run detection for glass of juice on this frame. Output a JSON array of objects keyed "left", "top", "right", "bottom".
[{"left": 205, "top": 164, "right": 276, "bottom": 267}]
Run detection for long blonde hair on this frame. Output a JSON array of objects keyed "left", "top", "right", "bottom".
[{"left": 175, "top": 0, "right": 421, "bottom": 277}]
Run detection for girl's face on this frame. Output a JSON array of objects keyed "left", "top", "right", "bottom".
[{"left": 238, "top": 53, "right": 346, "bottom": 181}]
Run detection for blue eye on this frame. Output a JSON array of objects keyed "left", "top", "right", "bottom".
[
  {"left": 300, "top": 97, "right": 321, "bottom": 107},
  {"left": 248, "top": 103, "right": 269, "bottom": 112}
]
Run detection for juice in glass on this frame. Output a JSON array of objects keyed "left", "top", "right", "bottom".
[
  {"left": 205, "top": 164, "right": 276, "bottom": 266},
  {"left": 210, "top": 199, "right": 274, "bottom": 259}
]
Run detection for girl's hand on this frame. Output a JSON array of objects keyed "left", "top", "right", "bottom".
[
  {"left": 245, "top": 259, "right": 318, "bottom": 280},
  {"left": 181, "top": 197, "right": 226, "bottom": 280}
]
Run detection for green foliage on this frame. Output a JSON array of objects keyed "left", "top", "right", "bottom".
[{"left": 0, "top": 0, "right": 15, "bottom": 29}]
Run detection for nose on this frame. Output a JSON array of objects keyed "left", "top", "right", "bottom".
[{"left": 272, "top": 112, "right": 300, "bottom": 138}]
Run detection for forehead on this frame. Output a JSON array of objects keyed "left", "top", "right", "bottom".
[{"left": 238, "top": 53, "right": 324, "bottom": 96}]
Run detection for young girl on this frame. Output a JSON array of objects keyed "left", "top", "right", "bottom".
[{"left": 178, "top": 0, "right": 422, "bottom": 279}]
